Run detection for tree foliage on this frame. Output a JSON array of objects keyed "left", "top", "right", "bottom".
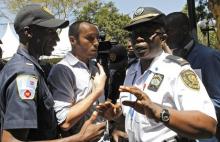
[
  {"left": 182, "top": 0, "right": 219, "bottom": 49},
  {"left": 3, "top": 0, "right": 89, "bottom": 20},
  {"left": 74, "top": 0, "right": 131, "bottom": 45},
  {"left": 208, "top": 0, "right": 220, "bottom": 49},
  {"left": 4, "top": 0, "right": 131, "bottom": 45}
]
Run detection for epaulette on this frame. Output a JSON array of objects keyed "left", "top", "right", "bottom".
[{"left": 166, "top": 55, "right": 189, "bottom": 66}]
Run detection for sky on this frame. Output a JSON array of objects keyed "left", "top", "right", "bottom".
[
  {"left": 102, "top": 0, "right": 186, "bottom": 15},
  {"left": 0, "top": 0, "right": 186, "bottom": 38}
]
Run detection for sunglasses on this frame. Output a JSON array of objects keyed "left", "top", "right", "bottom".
[{"left": 131, "top": 28, "right": 164, "bottom": 45}]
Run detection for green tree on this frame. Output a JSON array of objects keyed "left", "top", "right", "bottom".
[
  {"left": 3, "top": 0, "right": 89, "bottom": 20},
  {"left": 181, "top": 1, "right": 218, "bottom": 49},
  {"left": 74, "top": 0, "right": 131, "bottom": 45}
]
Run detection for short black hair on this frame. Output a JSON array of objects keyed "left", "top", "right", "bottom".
[
  {"left": 166, "top": 12, "right": 190, "bottom": 31},
  {"left": 68, "top": 21, "right": 93, "bottom": 39}
]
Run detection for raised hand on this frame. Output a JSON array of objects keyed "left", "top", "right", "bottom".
[
  {"left": 93, "top": 63, "right": 107, "bottom": 94},
  {"left": 96, "top": 101, "right": 122, "bottom": 120},
  {"left": 119, "top": 86, "right": 159, "bottom": 120},
  {"left": 79, "top": 111, "right": 106, "bottom": 142},
  {"left": 112, "top": 129, "right": 128, "bottom": 142}
]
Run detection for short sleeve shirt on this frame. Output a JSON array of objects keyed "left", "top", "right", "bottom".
[
  {"left": 119, "top": 52, "right": 217, "bottom": 142},
  {"left": 48, "top": 52, "right": 105, "bottom": 134},
  {"left": 0, "top": 47, "right": 58, "bottom": 141}
]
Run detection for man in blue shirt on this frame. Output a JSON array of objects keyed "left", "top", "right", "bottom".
[{"left": 165, "top": 12, "right": 220, "bottom": 142}]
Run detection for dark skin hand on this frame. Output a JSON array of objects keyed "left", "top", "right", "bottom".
[
  {"left": 119, "top": 85, "right": 217, "bottom": 139},
  {"left": 96, "top": 101, "right": 122, "bottom": 121},
  {"left": 120, "top": 86, "right": 160, "bottom": 120},
  {"left": 1, "top": 111, "right": 106, "bottom": 142}
]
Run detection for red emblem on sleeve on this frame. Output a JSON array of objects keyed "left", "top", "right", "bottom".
[{"left": 24, "top": 90, "right": 31, "bottom": 98}]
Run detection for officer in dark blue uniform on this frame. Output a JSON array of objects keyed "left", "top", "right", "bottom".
[
  {"left": 165, "top": 12, "right": 220, "bottom": 142},
  {"left": 0, "top": 4, "right": 105, "bottom": 142}
]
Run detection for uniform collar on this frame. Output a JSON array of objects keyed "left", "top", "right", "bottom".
[
  {"left": 17, "top": 45, "right": 44, "bottom": 73},
  {"left": 127, "top": 51, "right": 165, "bottom": 75},
  {"left": 147, "top": 51, "right": 167, "bottom": 73}
]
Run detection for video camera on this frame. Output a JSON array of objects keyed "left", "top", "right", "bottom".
[
  {"left": 97, "top": 31, "right": 113, "bottom": 69},
  {"left": 96, "top": 31, "right": 118, "bottom": 99}
]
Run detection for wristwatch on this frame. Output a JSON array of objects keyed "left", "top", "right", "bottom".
[{"left": 160, "top": 108, "right": 170, "bottom": 123}]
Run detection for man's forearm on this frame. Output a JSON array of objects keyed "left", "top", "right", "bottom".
[
  {"left": 60, "top": 90, "right": 103, "bottom": 130},
  {"left": 151, "top": 104, "right": 217, "bottom": 139}
]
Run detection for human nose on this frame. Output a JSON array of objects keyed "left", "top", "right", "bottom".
[{"left": 136, "top": 37, "right": 145, "bottom": 43}]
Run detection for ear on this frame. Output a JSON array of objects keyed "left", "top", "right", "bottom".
[{"left": 69, "top": 35, "right": 76, "bottom": 45}]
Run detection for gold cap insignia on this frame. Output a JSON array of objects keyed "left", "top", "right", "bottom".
[
  {"left": 42, "top": 6, "right": 53, "bottom": 15},
  {"left": 134, "top": 7, "right": 144, "bottom": 16},
  {"left": 180, "top": 69, "right": 200, "bottom": 90}
]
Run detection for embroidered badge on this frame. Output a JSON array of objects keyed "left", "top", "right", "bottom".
[
  {"left": 148, "top": 73, "right": 164, "bottom": 92},
  {"left": 180, "top": 69, "right": 200, "bottom": 91},
  {"left": 16, "top": 74, "right": 38, "bottom": 100}
]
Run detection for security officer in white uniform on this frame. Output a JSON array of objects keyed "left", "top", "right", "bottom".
[{"left": 96, "top": 7, "right": 217, "bottom": 142}]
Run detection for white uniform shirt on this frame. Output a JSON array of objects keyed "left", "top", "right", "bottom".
[{"left": 119, "top": 52, "right": 217, "bottom": 142}]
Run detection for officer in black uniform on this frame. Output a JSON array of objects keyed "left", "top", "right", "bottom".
[{"left": 0, "top": 4, "right": 105, "bottom": 142}]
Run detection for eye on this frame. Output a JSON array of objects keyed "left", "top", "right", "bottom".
[{"left": 85, "top": 35, "right": 99, "bottom": 43}]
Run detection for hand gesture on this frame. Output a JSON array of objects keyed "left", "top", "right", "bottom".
[
  {"left": 93, "top": 63, "right": 107, "bottom": 93},
  {"left": 96, "top": 101, "right": 122, "bottom": 120},
  {"left": 112, "top": 129, "right": 128, "bottom": 142},
  {"left": 79, "top": 111, "right": 106, "bottom": 142},
  {"left": 119, "top": 86, "right": 158, "bottom": 120}
]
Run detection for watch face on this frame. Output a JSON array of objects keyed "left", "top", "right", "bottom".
[{"left": 160, "top": 109, "right": 170, "bottom": 123}]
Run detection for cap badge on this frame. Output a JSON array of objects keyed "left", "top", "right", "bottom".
[
  {"left": 42, "top": 6, "right": 53, "bottom": 15},
  {"left": 134, "top": 7, "right": 144, "bottom": 16}
]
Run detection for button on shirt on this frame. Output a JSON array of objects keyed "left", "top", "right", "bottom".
[
  {"left": 0, "top": 47, "right": 58, "bottom": 141},
  {"left": 48, "top": 52, "right": 105, "bottom": 135},
  {"left": 119, "top": 52, "right": 217, "bottom": 142}
]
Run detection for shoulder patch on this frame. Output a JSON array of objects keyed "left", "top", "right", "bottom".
[
  {"left": 148, "top": 73, "right": 164, "bottom": 92},
  {"left": 180, "top": 69, "right": 200, "bottom": 91},
  {"left": 166, "top": 55, "right": 189, "bottom": 66},
  {"left": 16, "top": 74, "right": 38, "bottom": 100}
]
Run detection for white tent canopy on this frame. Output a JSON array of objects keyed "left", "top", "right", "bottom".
[
  {"left": 1, "top": 23, "right": 71, "bottom": 60},
  {"left": 52, "top": 26, "right": 71, "bottom": 56},
  {"left": 1, "top": 23, "right": 19, "bottom": 60}
]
